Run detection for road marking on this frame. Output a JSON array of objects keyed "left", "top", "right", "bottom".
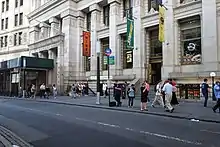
[
  {"left": 74, "top": 117, "right": 202, "bottom": 146},
  {"left": 201, "top": 130, "right": 220, "bottom": 135},
  {"left": 97, "top": 122, "right": 120, "bottom": 128},
  {"left": 140, "top": 131, "right": 202, "bottom": 145}
]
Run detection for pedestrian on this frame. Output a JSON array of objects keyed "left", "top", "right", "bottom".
[
  {"left": 140, "top": 82, "right": 148, "bottom": 111},
  {"left": 170, "top": 79, "right": 179, "bottom": 105},
  {"left": 212, "top": 81, "right": 220, "bottom": 113},
  {"left": 102, "top": 83, "right": 107, "bottom": 98},
  {"left": 152, "top": 80, "right": 164, "bottom": 108},
  {"left": 30, "top": 84, "right": 36, "bottom": 99},
  {"left": 162, "top": 80, "right": 174, "bottom": 113},
  {"left": 114, "top": 81, "right": 122, "bottom": 107},
  {"left": 71, "top": 84, "right": 76, "bottom": 99},
  {"left": 201, "top": 78, "right": 210, "bottom": 107},
  {"left": 39, "top": 83, "right": 46, "bottom": 98},
  {"left": 52, "top": 84, "right": 57, "bottom": 99},
  {"left": 127, "top": 84, "right": 135, "bottom": 108}
]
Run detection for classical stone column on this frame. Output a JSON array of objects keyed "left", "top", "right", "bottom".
[
  {"left": 39, "top": 23, "right": 49, "bottom": 39},
  {"left": 56, "top": 43, "right": 64, "bottom": 94},
  {"left": 133, "top": 0, "right": 145, "bottom": 80},
  {"left": 60, "top": 11, "right": 78, "bottom": 84},
  {"left": 108, "top": 0, "right": 121, "bottom": 75},
  {"left": 49, "top": 17, "right": 60, "bottom": 37},
  {"left": 38, "top": 52, "right": 46, "bottom": 58},
  {"left": 161, "top": 0, "right": 176, "bottom": 79},
  {"left": 89, "top": 4, "right": 101, "bottom": 76},
  {"left": 201, "top": 0, "right": 218, "bottom": 71}
]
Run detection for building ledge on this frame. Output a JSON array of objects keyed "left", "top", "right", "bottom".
[
  {"left": 28, "top": 0, "right": 68, "bottom": 21},
  {"left": 28, "top": 34, "right": 64, "bottom": 50},
  {"left": 169, "top": 71, "right": 220, "bottom": 78}
]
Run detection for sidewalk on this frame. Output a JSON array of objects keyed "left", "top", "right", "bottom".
[{"left": 0, "top": 95, "right": 220, "bottom": 123}]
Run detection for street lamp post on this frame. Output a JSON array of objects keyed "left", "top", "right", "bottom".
[
  {"left": 210, "top": 72, "right": 216, "bottom": 101},
  {"left": 96, "top": 41, "right": 101, "bottom": 104}
]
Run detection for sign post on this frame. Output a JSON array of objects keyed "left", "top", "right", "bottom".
[{"left": 104, "top": 48, "right": 112, "bottom": 106}]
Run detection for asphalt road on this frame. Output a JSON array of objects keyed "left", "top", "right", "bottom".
[{"left": 0, "top": 99, "right": 219, "bottom": 147}]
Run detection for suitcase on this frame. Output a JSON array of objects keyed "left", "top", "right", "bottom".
[{"left": 109, "top": 101, "right": 116, "bottom": 107}]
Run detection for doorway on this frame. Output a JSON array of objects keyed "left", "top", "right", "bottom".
[{"left": 150, "top": 62, "right": 162, "bottom": 84}]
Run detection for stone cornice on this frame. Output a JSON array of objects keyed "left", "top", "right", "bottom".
[
  {"left": 28, "top": 34, "right": 64, "bottom": 50},
  {"left": 28, "top": 0, "right": 70, "bottom": 21}
]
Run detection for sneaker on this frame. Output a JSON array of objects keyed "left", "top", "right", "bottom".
[
  {"left": 170, "top": 108, "right": 174, "bottom": 113},
  {"left": 213, "top": 108, "right": 216, "bottom": 113},
  {"left": 151, "top": 104, "right": 155, "bottom": 108}
]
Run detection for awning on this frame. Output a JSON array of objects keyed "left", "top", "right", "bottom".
[{"left": 0, "top": 56, "right": 54, "bottom": 70}]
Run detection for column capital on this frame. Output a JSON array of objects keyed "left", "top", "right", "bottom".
[
  {"left": 29, "top": 26, "right": 40, "bottom": 32},
  {"left": 49, "top": 17, "right": 59, "bottom": 24},
  {"left": 60, "top": 9, "right": 78, "bottom": 18},
  {"left": 89, "top": 3, "right": 101, "bottom": 12},
  {"left": 108, "top": 0, "right": 120, "bottom": 5},
  {"left": 39, "top": 22, "right": 49, "bottom": 28}
]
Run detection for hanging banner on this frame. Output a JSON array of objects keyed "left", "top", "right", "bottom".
[
  {"left": 126, "top": 17, "right": 134, "bottom": 49},
  {"left": 158, "top": 5, "right": 165, "bottom": 42},
  {"left": 83, "top": 31, "right": 91, "bottom": 57}
]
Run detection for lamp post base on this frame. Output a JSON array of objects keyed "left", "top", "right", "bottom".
[{"left": 96, "top": 92, "right": 101, "bottom": 104}]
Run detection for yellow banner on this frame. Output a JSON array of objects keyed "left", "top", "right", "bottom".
[{"left": 158, "top": 5, "right": 165, "bottom": 42}]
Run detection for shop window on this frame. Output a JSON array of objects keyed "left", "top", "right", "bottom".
[
  {"left": 149, "top": 29, "right": 162, "bottom": 57},
  {"left": 101, "top": 38, "right": 109, "bottom": 70},
  {"left": 103, "top": 5, "right": 110, "bottom": 26},
  {"left": 2, "top": 1, "right": 5, "bottom": 12},
  {"left": 123, "top": 0, "right": 133, "bottom": 18},
  {"left": 4, "top": 36, "right": 7, "bottom": 47},
  {"left": 179, "top": 15, "right": 201, "bottom": 65},
  {"left": 122, "top": 35, "right": 133, "bottom": 69}
]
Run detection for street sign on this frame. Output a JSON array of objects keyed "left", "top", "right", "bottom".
[
  {"left": 104, "top": 48, "right": 112, "bottom": 56},
  {"left": 109, "top": 56, "right": 115, "bottom": 65}
]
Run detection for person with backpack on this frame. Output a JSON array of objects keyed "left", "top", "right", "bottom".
[
  {"left": 201, "top": 78, "right": 210, "bottom": 107},
  {"left": 71, "top": 84, "right": 76, "bottom": 99},
  {"left": 213, "top": 81, "right": 220, "bottom": 113},
  {"left": 127, "top": 84, "right": 135, "bottom": 108},
  {"left": 151, "top": 80, "right": 164, "bottom": 108}
]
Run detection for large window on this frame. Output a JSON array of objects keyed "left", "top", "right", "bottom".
[
  {"left": 6, "top": 0, "right": 9, "bottom": 11},
  {"left": 14, "top": 14, "right": 18, "bottom": 26},
  {"left": 87, "top": 13, "right": 91, "bottom": 31},
  {"left": 84, "top": 56, "right": 91, "bottom": 71},
  {"left": 19, "top": 13, "right": 23, "bottom": 25},
  {"left": 123, "top": 0, "right": 133, "bottom": 18},
  {"left": 4, "top": 36, "right": 8, "bottom": 47},
  {"left": 15, "top": 0, "right": 18, "bottom": 7},
  {"left": 103, "top": 5, "right": 110, "bottom": 26},
  {"left": 0, "top": 37, "right": 3, "bottom": 47},
  {"left": 2, "top": 1, "right": 5, "bottom": 12},
  {"left": 20, "top": 0, "right": 23, "bottom": 6},
  {"left": 1, "top": 19, "right": 4, "bottom": 30},
  {"left": 122, "top": 35, "right": 133, "bottom": 69},
  {"left": 179, "top": 16, "right": 201, "bottom": 65},
  {"left": 101, "top": 38, "right": 109, "bottom": 70},
  {"left": 18, "top": 32, "right": 22, "bottom": 45},
  {"left": 5, "top": 17, "right": 8, "bottom": 29},
  {"left": 149, "top": 29, "right": 162, "bottom": 58}
]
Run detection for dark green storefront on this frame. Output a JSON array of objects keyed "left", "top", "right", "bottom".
[{"left": 0, "top": 56, "right": 54, "bottom": 97}]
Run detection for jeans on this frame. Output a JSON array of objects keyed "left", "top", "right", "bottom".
[
  {"left": 128, "top": 97, "right": 134, "bottom": 106},
  {"left": 213, "top": 99, "right": 220, "bottom": 111},
  {"left": 203, "top": 92, "right": 208, "bottom": 107}
]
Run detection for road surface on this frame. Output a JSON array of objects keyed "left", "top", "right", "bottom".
[{"left": 0, "top": 99, "right": 219, "bottom": 147}]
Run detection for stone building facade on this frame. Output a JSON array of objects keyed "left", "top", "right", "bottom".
[{"left": 1, "top": 0, "right": 220, "bottom": 93}]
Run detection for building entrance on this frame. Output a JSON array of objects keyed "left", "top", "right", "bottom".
[{"left": 150, "top": 62, "right": 162, "bottom": 84}]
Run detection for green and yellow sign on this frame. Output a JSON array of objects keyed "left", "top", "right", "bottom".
[{"left": 126, "top": 17, "right": 134, "bottom": 49}]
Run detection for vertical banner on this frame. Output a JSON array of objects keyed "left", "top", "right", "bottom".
[
  {"left": 126, "top": 17, "right": 134, "bottom": 49},
  {"left": 158, "top": 5, "right": 165, "bottom": 42},
  {"left": 83, "top": 31, "right": 91, "bottom": 57}
]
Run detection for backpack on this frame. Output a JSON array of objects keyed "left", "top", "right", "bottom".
[{"left": 128, "top": 88, "right": 135, "bottom": 97}]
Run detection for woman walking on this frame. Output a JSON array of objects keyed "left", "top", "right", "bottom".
[
  {"left": 140, "top": 82, "right": 148, "bottom": 111},
  {"left": 170, "top": 79, "right": 179, "bottom": 105}
]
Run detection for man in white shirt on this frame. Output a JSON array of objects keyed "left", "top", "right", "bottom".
[
  {"left": 102, "top": 83, "right": 107, "bottom": 98},
  {"left": 152, "top": 80, "right": 164, "bottom": 108},
  {"left": 162, "top": 80, "right": 174, "bottom": 113}
]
